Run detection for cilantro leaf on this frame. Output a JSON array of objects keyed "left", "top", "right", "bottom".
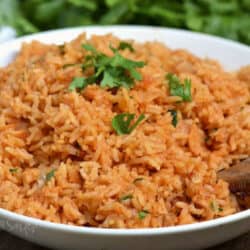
[
  {"left": 138, "top": 210, "right": 149, "bottom": 220},
  {"left": 210, "top": 200, "right": 223, "bottom": 213},
  {"left": 218, "top": 207, "right": 224, "bottom": 212},
  {"left": 58, "top": 44, "right": 65, "bottom": 54},
  {"left": 112, "top": 113, "right": 145, "bottom": 135},
  {"left": 100, "top": 66, "right": 134, "bottom": 89},
  {"left": 166, "top": 73, "right": 192, "bottom": 102},
  {"left": 183, "top": 80, "right": 192, "bottom": 101},
  {"left": 82, "top": 43, "right": 97, "bottom": 53},
  {"left": 168, "top": 109, "right": 178, "bottom": 127},
  {"left": 118, "top": 41, "right": 135, "bottom": 52},
  {"left": 120, "top": 194, "right": 133, "bottom": 201},
  {"left": 101, "top": 68, "right": 118, "bottom": 88},
  {"left": 63, "top": 63, "right": 82, "bottom": 69},
  {"left": 68, "top": 43, "right": 145, "bottom": 91},
  {"left": 109, "top": 51, "right": 145, "bottom": 73},
  {"left": 69, "top": 76, "right": 96, "bottom": 91},
  {"left": 133, "top": 177, "right": 144, "bottom": 184},
  {"left": 9, "top": 168, "right": 18, "bottom": 173},
  {"left": 45, "top": 169, "right": 56, "bottom": 182}
]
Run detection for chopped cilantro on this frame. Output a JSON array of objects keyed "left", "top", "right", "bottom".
[
  {"left": 69, "top": 43, "right": 145, "bottom": 91},
  {"left": 166, "top": 73, "right": 192, "bottom": 102},
  {"left": 218, "top": 207, "right": 224, "bottom": 212},
  {"left": 120, "top": 194, "right": 133, "bottom": 201},
  {"left": 168, "top": 109, "right": 178, "bottom": 127},
  {"left": 82, "top": 43, "right": 97, "bottom": 52},
  {"left": 210, "top": 201, "right": 216, "bottom": 211},
  {"left": 69, "top": 76, "right": 96, "bottom": 91},
  {"left": 138, "top": 210, "right": 149, "bottom": 220},
  {"left": 118, "top": 41, "right": 135, "bottom": 52},
  {"left": 63, "top": 63, "right": 81, "bottom": 69},
  {"left": 210, "top": 200, "right": 223, "bottom": 213},
  {"left": 133, "top": 177, "right": 144, "bottom": 184},
  {"left": 112, "top": 113, "right": 145, "bottom": 135},
  {"left": 9, "top": 168, "right": 18, "bottom": 173},
  {"left": 58, "top": 44, "right": 65, "bottom": 54},
  {"left": 45, "top": 169, "right": 56, "bottom": 182}
]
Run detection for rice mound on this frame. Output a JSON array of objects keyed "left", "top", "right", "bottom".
[{"left": 0, "top": 33, "right": 249, "bottom": 228}]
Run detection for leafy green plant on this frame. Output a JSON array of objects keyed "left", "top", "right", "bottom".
[
  {"left": 1, "top": 0, "right": 250, "bottom": 45},
  {"left": 0, "top": 0, "right": 37, "bottom": 35}
]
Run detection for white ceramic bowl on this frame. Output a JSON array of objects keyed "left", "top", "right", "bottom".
[
  {"left": 0, "top": 26, "right": 16, "bottom": 43},
  {"left": 0, "top": 26, "right": 249, "bottom": 250}
]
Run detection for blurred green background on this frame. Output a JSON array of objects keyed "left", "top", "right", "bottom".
[{"left": 1, "top": 0, "right": 250, "bottom": 45}]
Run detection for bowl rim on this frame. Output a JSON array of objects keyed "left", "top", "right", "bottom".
[
  {"left": 0, "top": 208, "right": 249, "bottom": 236},
  {"left": 1, "top": 24, "right": 250, "bottom": 53},
  {"left": 0, "top": 25, "right": 249, "bottom": 236}
]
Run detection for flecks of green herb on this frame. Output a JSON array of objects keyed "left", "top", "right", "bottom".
[
  {"left": 118, "top": 41, "right": 135, "bottom": 52},
  {"left": 168, "top": 109, "right": 178, "bottom": 127},
  {"left": 166, "top": 73, "right": 192, "bottom": 102},
  {"left": 63, "top": 63, "right": 82, "bottom": 69},
  {"left": 45, "top": 169, "right": 56, "bottom": 182},
  {"left": 9, "top": 168, "right": 18, "bottom": 173},
  {"left": 69, "top": 76, "right": 96, "bottom": 91},
  {"left": 210, "top": 201, "right": 216, "bottom": 211},
  {"left": 133, "top": 177, "right": 144, "bottom": 184},
  {"left": 58, "top": 44, "right": 65, "bottom": 54},
  {"left": 210, "top": 201, "right": 223, "bottom": 213},
  {"left": 112, "top": 113, "right": 145, "bottom": 135},
  {"left": 82, "top": 43, "right": 97, "bottom": 52},
  {"left": 69, "top": 43, "right": 145, "bottom": 91},
  {"left": 138, "top": 210, "right": 149, "bottom": 220},
  {"left": 120, "top": 194, "right": 133, "bottom": 201}
]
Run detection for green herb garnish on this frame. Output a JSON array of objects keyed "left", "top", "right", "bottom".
[
  {"left": 166, "top": 73, "right": 192, "bottom": 102},
  {"left": 45, "top": 169, "right": 56, "bottom": 182},
  {"left": 133, "top": 177, "right": 144, "bottom": 184},
  {"left": 82, "top": 43, "right": 97, "bottom": 52},
  {"left": 69, "top": 43, "right": 145, "bottom": 91},
  {"left": 68, "top": 76, "right": 96, "bottom": 91},
  {"left": 120, "top": 194, "right": 133, "bottom": 201},
  {"left": 112, "top": 113, "right": 145, "bottom": 135},
  {"left": 118, "top": 41, "right": 135, "bottom": 52},
  {"left": 58, "top": 44, "right": 65, "bottom": 54},
  {"left": 218, "top": 207, "right": 224, "bottom": 212},
  {"left": 210, "top": 200, "right": 223, "bottom": 213},
  {"left": 210, "top": 201, "right": 216, "bottom": 211},
  {"left": 138, "top": 210, "right": 149, "bottom": 220},
  {"left": 9, "top": 168, "right": 18, "bottom": 173},
  {"left": 63, "top": 63, "right": 81, "bottom": 69},
  {"left": 168, "top": 109, "right": 178, "bottom": 127}
]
